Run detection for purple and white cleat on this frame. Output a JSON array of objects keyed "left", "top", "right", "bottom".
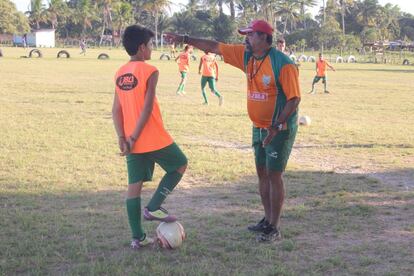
[
  {"left": 143, "top": 207, "right": 177, "bottom": 223},
  {"left": 130, "top": 234, "right": 154, "bottom": 250}
]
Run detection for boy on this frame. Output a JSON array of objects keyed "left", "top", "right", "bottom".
[
  {"left": 198, "top": 52, "right": 223, "bottom": 106},
  {"left": 80, "top": 39, "right": 86, "bottom": 55},
  {"left": 309, "top": 53, "right": 335, "bottom": 94},
  {"left": 175, "top": 45, "right": 193, "bottom": 95},
  {"left": 112, "top": 25, "right": 188, "bottom": 250},
  {"left": 276, "top": 38, "right": 287, "bottom": 54},
  {"left": 170, "top": 43, "right": 177, "bottom": 58}
]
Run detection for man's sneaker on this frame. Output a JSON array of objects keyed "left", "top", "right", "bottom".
[
  {"left": 247, "top": 217, "right": 268, "bottom": 232},
  {"left": 144, "top": 207, "right": 177, "bottom": 222},
  {"left": 219, "top": 96, "right": 224, "bottom": 106},
  {"left": 256, "top": 225, "right": 281, "bottom": 242},
  {"left": 130, "top": 234, "right": 154, "bottom": 250},
  {"left": 324, "top": 90, "right": 330, "bottom": 94},
  {"left": 308, "top": 90, "right": 315, "bottom": 94},
  {"left": 203, "top": 101, "right": 209, "bottom": 105}
]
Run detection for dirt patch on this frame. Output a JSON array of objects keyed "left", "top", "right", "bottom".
[
  {"left": 187, "top": 138, "right": 414, "bottom": 189},
  {"left": 186, "top": 136, "right": 252, "bottom": 153},
  {"left": 291, "top": 143, "right": 414, "bottom": 190}
]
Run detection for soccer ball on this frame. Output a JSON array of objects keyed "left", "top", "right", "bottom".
[
  {"left": 299, "top": 115, "right": 311, "bottom": 126},
  {"left": 156, "top": 221, "right": 186, "bottom": 249}
]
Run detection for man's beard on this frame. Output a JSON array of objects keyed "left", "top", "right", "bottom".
[{"left": 245, "top": 40, "right": 252, "bottom": 52}]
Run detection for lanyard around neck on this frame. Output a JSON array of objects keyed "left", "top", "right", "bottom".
[{"left": 248, "top": 48, "right": 271, "bottom": 82}]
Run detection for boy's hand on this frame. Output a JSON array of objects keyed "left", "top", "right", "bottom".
[
  {"left": 118, "top": 137, "right": 130, "bottom": 156},
  {"left": 215, "top": 78, "right": 218, "bottom": 82},
  {"left": 125, "top": 136, "right": 137, "bottom": 154}
]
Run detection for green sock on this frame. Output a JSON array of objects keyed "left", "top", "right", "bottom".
[
  {"left": 147, "top": 171, "right": 183, "bottom": 211},
  {"left": 126, "top": 197, "right": 144, "bottom": 240},
  {"left": 202, "top": 90, "right": 208, "bottom": 103}
]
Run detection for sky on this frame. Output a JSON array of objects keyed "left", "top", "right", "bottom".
[{"left": 11, "top": 0, "right": 414, "bottom": 16}]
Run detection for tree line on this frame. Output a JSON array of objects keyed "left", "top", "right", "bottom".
[{"left": 1, "top": 0, "right": 414, "bottom": 51}]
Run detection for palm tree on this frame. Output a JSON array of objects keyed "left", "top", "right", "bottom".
[
  {"left": 186, "top": 0, "right": 200, "bottom": 14},
  {"left": 236, "top": 0, "right": 260, "bottom": 24},
  {"left": 297, "top": 0, "right": 317, "bottom": 29},
  {"left": 201, "top": 0, "right": 224, "bottom": 14},
  {"left": 72, "top": 0, "right": 97, "bottom": 36},
  {"left": 97, "top": 0, "right": 114, "bottom": 46},
  {"left": 251, "top": 0, "right": 281, "bottom": 35},
  {"left": 322, "top": 0, "right": 326, "bottom": 25},
  {"left": 27, "top": 0, "right": 45, "bottom": 29},
  {"left": 143, "top": 0, "right": 172, "bottom": 48},
  {"left": 44, "top": 0, "right": 68, "bottom": 30},
  {"left": 318, "top": 0, "right": 326, "bottom": 52},
  {"left": 335, "top": 0, "right": 353, "bottom": 35},
  {"left": 375, "top": 4, "right": 401, "bottom": 40},
  {"left": 112, "top": 0, "right": 133, "bottom": 45},
  {"left": 356, "top": 0, "right": 379, "bottom": 27},
  {"left": 277, "top": 0, "right": 300, "bottom": 35},
  {"left": 217, "top": 0, "right": 224, "bottom": 14},
  {"left": 227, "top": 0, "right": 236, "bottom": 19}
]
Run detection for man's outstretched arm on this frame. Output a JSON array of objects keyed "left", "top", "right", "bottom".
[{"left": 165, "top": 34, "right": 221, "bottom": 55}]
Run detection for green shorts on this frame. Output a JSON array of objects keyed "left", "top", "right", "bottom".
[
  {"left": 313, "top": 76, "right": 326, "bottom": 83},
  {"left": 252, "top": 126, "right": 298, "bottom": 172},
  {"left": 126, "top": 142, "right": 187, "bottom": 184},
  {"left": 201, "top": 76, "right": 217, "bottom": 91},
  {"left": 180, "top": 71, "right": 187, "bottom": 79}
]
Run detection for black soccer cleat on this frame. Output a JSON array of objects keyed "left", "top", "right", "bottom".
[
  {"left": 256, "top": 224, "right": 282, "bottom": 242},
  {"left": 247, "top": 217, "right": 269, "bottom": 232}
]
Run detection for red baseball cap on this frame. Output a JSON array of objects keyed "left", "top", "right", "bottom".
[{"left": 238, "top": 20, "right": 273, "bottom": 36}]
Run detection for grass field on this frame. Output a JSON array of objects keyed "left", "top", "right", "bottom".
[{"left": 1, "top": 46, "right": 413, "bottom": 275}]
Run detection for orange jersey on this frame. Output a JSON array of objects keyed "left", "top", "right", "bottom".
[
  {"left": 201, "top": 54, "right": 218, "bottom": 78},
  {"left": 114, "top": 61, "right": 173, "bottom": 153},
  {"left": 177, "top": 52, "right": 190, "bottom": 72},
  {"left": 316, "top": 59, "right": 330, "bottom": 76},
  {"left": 219, "top": 43, "right": 300, "bottom": 128}
]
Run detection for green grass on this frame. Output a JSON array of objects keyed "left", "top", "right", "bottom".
[{"left": 1, "top": 46, "right": 413, "bottom": 275}]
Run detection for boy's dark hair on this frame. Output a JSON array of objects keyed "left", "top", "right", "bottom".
[{"left": 122, "top": 25, "right": 155, "bottom": 56}]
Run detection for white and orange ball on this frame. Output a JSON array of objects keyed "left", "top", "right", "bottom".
[{"left": 156, "top": 221, "right": 186, "bottom": 249}]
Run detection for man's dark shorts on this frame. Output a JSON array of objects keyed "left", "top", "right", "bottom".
[{"left": 252, "top": 126, "right": 298, "bottom": 172}]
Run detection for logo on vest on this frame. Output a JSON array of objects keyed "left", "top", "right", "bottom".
[
  {"left": 116, "top": 73, "right": 138, "bottom": 91},
  {"left": 262, "top": 75, "right": 271, "bottom": 87},
  {"left": 248, "top": 91, "right": 268, "bottom": 101}
]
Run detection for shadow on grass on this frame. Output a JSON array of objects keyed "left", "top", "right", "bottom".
[
  {"left": 296, "top": 143, "right": 413, "bottom": 149},
  {"left": 300, "top": 66, "right": 414, "bottom": 73},
  {"left": 1, "top": 169, "right": 413, "bottom": 275},
  {"left": 335, "top": 68, "right": 414, "bottom": 73}
]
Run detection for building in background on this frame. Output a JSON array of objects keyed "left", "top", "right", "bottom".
[{"left": 13, "top": 29, "right": 55, "bottom": 47}]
